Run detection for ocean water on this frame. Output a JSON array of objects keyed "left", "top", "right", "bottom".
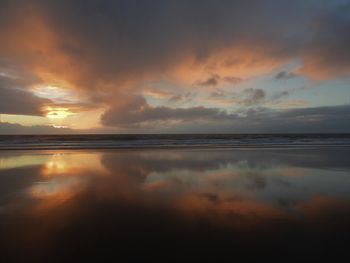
[
  {"left": 1, "top": 136, "right": 350, "bottom": 261},
  {"left": 0, "top": 134, "right": 350, "bottom": 149}
]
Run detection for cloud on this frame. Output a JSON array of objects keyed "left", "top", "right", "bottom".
[
  {"left": 0, "top": 0, "right": 349, "bottom": 131},
  {"left": 233, "top": 104, "right": 350, "bottom": 133},
  {"left": 241, "top": 88, "right": 266, "bottom": 105},
  {"left": 276, "top": 99, "right": 308, "bottom": 109},
  {"left": 298, "top": 3, "right": 350, "bottom": 80},
  {"left": 103, "top": 102, "right": 350, "bottom": 133},
  {"left": 1, "top": 0, "right": 349, "bottom": 93},
  {"left": 195, "top": 74, "right": 243, "bottom": 87},
  {"left": 40, "top": 0, "right": 350, "bottom": 83},
  {"left": 101, "top": 95, "right": 236, "bottom": 127},
  {"left": 168, "top": 92, "right": 193, "bottom": 103},
  {"left": 142, "top": 89, "right": 193, "bottom": 104},
  {"left": 100, "top": 88, "right": 350, "bottom": 133},
  {"left": 205, "top": 88, "right": 266, "bottom": 107},
  {"left": 209, "top": 91, "right": 226, "bottom": 99},
  {"left": 275, "top": 71, "right": 297, "bottom": 80},
  {"left": 224, "top": 104, "right": 350, "bottom": 133},
  {"left": 0, "top": 75, "right": 50, "bottom": 116},
  {"left": 223, "top": 76, "right": 243, "bottom": 84},
  {"left": 0, "top": 122, "right": 73, "bottom": 134},
  {"left": 195, "top": 76, "right": 219, "bottom": 87}
]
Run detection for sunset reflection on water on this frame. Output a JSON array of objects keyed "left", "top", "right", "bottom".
[{"left": 1, "top": 148, "right": 350, "bottom": 261}]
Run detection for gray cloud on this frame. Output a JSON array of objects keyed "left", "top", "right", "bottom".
[
  {"left": 0, "top": 122, "right": 72, "bottom": 134},
  {"left": 195, "top": 76, "right": 219, "bottom": 87},
  {"left": 210, "top": 105, "right": 350, "bottom": 133},
  {"left": 271, "top": 91, "right": 289, "bottom": 101},
  {"left": 102, "top": 100, "right": 350, "bottom": 133},
  {"left": 275, "top": 71, "right": 297, "bottom": 80},
  {"left": 48, "top": 0, "right": 350, "bottom": 80},
  {"left": 0, "top": 76, "right": 49, "bottom": 115},
  {"left": 223, "top": 76, "right": 243, "bottom": 84},
  {"left": 210, "top": 91, "right": 226, "bottom": 99},
  {"left": 101, "top": 95, "right": 235, "bottom": 127},
  {"left": 196, "top": 74, "right": 243, "bottom": 88},
  {"left": 300, "top": 2, "right": 350, "bottom": 78},
  {"left": 241, "top": 88, "right": 266, "bottom": 105},
  {"left": 168, "top": 92, "right": 193, "bottom": 103},
  {"left": 0, "top": 0, "right": 347, "bottom": 93}
]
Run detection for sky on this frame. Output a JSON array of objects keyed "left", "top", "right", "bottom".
[{"left": 0, "top": 0, "right": 350, "bottom": 134}]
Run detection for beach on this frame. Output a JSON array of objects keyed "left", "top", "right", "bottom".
[
  {"left": 1, "top": 0, "right": 350, "bottom": 261},
  {"left": 1, "top": 140, "right": 350, "bottom": 261}
]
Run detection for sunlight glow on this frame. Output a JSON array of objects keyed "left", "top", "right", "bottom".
[
  {"left": 32, "top": 85, "right": 80, "bottom": 103},
  {"left": 46, "top": 106, "right": 73, "bottom": 120}
]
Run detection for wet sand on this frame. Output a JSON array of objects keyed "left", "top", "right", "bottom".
[{"left": 1, "top": 147, "right": 350, "bottom": 262}]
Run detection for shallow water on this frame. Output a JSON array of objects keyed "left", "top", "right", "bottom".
[{"left": 1, "top": 148, "right": 350, "bottom": 261}]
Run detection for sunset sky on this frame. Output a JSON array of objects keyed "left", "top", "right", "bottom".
[{"left": 0, "top": 0, "right": 350, "bottom": 134}]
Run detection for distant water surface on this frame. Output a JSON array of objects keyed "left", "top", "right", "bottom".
[
  {"left": 1, "top": 145, "right": 350, "bottom": 261},
  {"left": 0, "top": 134, "right": 350, "bottom": 149}
]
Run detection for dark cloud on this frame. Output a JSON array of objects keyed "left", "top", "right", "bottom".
[
  {"left": 210, "top": 104, "right": 350, "bottom": 133},
  {"left": 101, "top": 95, "right": 236, "bottom": 127},
  {"left": 242, "top": 88, "right": 266, "bottom": 105},
  {"left": 300, "top": 2, "right": 350, "bottom": 78},
  {"left": 280, "top": 104, "right": 350, "bottom": 121},
  {"left": 168, "top": 92, "right": 193, "bottom": 103},
  {"left": 122, "top": 104, "right": 350, "bottom": 133},
  {"left": 168, "top": 94, "right": 183, "bottom": 102},
  {"left": 101, "top": 91, "right": 350, "bottom": 133},
  {"left": 210, "top": 91, "right": 226, "bottom": 98},
  {"left": 40, "top": 0, "right": 350, "bottom": 82},
  {"left": 0, "top": 75, "right": 49, "bottom": 115},
  {"left": 223, "top": 76, "right": 243, "bottom": 84},
  {"left": 195, "top": 76, "right": 219, "bottom": 87},
  {"left": 196, "top": 75, "right": 243, "bottom": 87},
  {"left": 270, "top": 91, "right": 289, "bottom": 101},
  {"left": 233, "top": 104, "right": 350, "bottom": 133},
  {"left": 1, "top": 0, "right": 348, "bottom": 94},
  {"left": 0, "top": 122, "right": 72, "bottom": 134},
  {"left": 275, "top": 71, "right": 297, "bottom": 80}
]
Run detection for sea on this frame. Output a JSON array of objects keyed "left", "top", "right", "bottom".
[{"left": 0, "top": 133, "right": 350, "bottom": 149}]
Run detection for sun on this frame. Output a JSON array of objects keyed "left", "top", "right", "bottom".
[{"left": 46, "top": 106, "right": 72, "bottom": 120}]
